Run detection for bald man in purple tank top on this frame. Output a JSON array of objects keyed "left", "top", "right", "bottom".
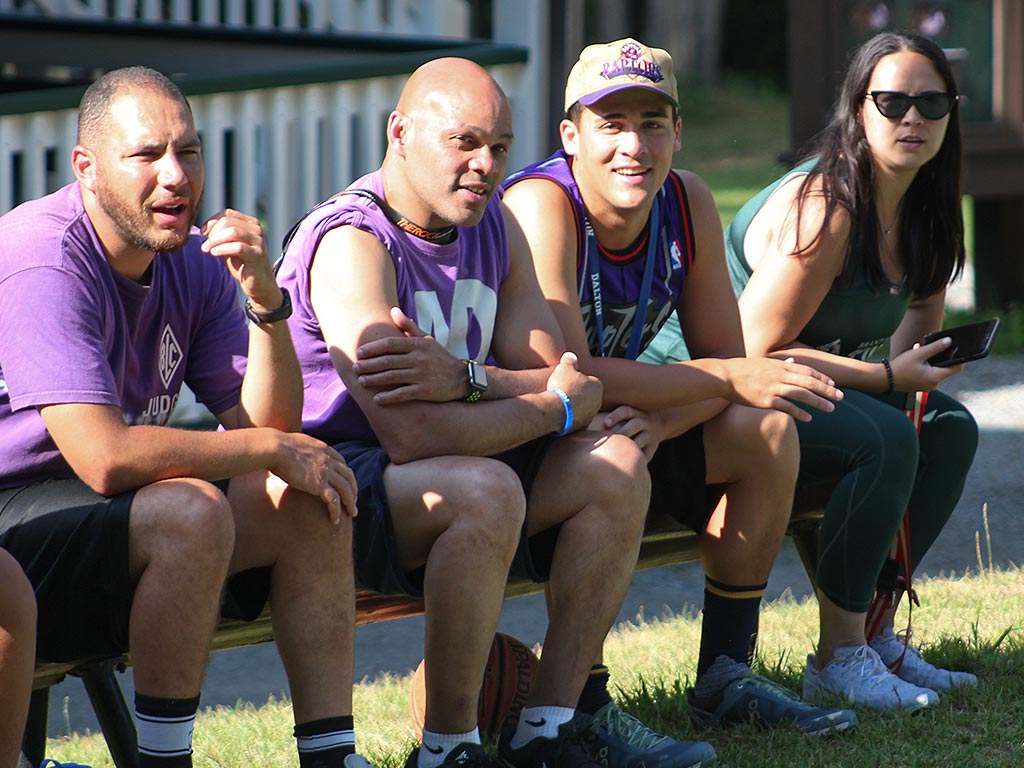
[{"left": 276, "top": 58, "right": 669, "bottom": 768}]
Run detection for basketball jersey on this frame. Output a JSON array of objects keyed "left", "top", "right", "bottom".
[
  {"left": 504, "top": 150, "right": 695, "bottom": 359},
  {"left": 276, "top": 170, "right": 510, "bottom": 444}
]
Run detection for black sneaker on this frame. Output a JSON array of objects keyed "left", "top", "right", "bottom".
[
  {"left": 498, "top": 714, "right": 601, "bottom": 768},
  {"left": 406, "top": 743, "right": 499, "bottom": 768},
  {"left": 687, "top": 670, "right": 858, "bottom": 735}
]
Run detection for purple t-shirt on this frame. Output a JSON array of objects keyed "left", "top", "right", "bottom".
[
  {"left": 0, "top": 183, "right": 249, "bottom": 489},
  {"left": 276, "top": 170, "right": 509, "bottom": 444}
]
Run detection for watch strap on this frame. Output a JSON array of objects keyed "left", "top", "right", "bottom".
[
  {"left": 245, "top": 287, "right": 292, "bottom": 325},
  {"left": 463, "top": 359, "right": 486, "bottom": 402}
]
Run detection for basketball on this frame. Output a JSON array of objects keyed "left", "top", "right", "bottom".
[{"left": 410, "top": 633, "right": 539, "bottom": 740}]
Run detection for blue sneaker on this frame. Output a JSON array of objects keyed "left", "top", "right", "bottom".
[
  {"left": 688, "top": 668, "right": 858, "bottom": 735},
  {"left": 585, "top": 703, "right": 716, "bottom": 768}
]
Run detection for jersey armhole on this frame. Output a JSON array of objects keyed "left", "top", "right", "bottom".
[{"left": 666, "top": 170, "right": 696, "bottom": 272}]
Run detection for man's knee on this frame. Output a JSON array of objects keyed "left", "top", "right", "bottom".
[
  {"left": 129, "top": 478, "right": 235, "bottom": 577},
  {"left": 711, "top": 405, "right": 800, "bottom": 478},
  {"left": 444, "top": 461, "right": 526, "bottom": 555},
  {"left": 585, "top": 433, "right": 650, "bottom": 527}
]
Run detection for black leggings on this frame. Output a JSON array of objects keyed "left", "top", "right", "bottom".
[{"left": 796, "top": 388, "right": 978, "bottom": 612}]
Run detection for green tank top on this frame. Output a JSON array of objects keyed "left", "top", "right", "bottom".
[{"left": 726, "top": 162, "right": 910, "bottom": 361}]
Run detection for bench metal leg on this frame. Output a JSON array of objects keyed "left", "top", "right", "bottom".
[
  {"left": 78, "top": 661, "right": 138, "bottom": 768},
  {"left": 21, "top": 687, "right": 50, "bottom": 768}
]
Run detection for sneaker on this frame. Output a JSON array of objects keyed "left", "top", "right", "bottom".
[
  {"left": 345, "top": 755, "right": 377, "bottom": 768},
  {"left": 870, "top": 627, "right": 979, "bottom": 691},
  {"left": 686, "top": 669, "right": 857, "bottom": 735},
  {"left": 407, "top": 743, "right": 498, "bottom": 768},
  {"left": 498, "top": 713, "right": 601, "bottom": 768},
  {"left": 585, "top": 702, "right": 716, "bottom": 768},
  {"left": 803, "top": 645, "right": 939, "bottom": 712}
]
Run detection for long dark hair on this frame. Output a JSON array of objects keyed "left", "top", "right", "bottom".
[{"left": 796, "top": 31, "right": 964, "bottom": 297}]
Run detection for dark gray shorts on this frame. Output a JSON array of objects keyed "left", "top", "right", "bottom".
[
  {"left": 647, "top": 424, "right": 724, "bottom": 533},
  {"left": 337, "top": 438, "right": 558, "bottom": 598},
  {"left": 0, "top": 477, "right": 270, "bottom": 663}
]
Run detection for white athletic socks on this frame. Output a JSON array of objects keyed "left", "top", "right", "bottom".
[
  {"left": 419, "top": 728, "right": 480, "bottom": 768},
  {"left": 509, "top": 706, "right": 575, "bottom": 748}
]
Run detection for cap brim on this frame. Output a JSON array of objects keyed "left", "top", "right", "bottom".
[{"left": 575, "top": 83, "right": 678, "bottom": 110}]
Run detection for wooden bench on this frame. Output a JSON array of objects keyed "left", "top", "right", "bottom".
[{"left": 24, "top": 507, "right": 826, "bottom": 768}]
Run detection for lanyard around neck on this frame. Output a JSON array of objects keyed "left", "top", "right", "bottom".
[{"left": 585, "top": 193, "right": 661, "bottom": 360}]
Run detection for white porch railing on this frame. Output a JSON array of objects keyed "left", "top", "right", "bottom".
[
  {"left": 0, "top": 0, "right": 471, "bottom": 37},
  {"left": 0, "top": 1, "right": 550, "bottom": 252},
  {"left": 0, "top": 64, "right": 532, "bottom": 254}
]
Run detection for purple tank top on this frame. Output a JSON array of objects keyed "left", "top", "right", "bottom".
[
  {"left": 504, "top": 151, "right": 695, "bottom": 359},
  {"left": 277, "top": 171, "right": 510, "bottom": 444}
]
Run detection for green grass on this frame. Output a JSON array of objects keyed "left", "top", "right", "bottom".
[
  {"left": 47, "top": 567, "right": 1024, "bottom": 768},
  {"left": 676, "top": 76, "right": 791, "bottom": 228}
]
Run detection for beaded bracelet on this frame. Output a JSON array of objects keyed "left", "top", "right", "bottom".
[{"left": 881, "top": 357, "right": 895, "bottom": 395}]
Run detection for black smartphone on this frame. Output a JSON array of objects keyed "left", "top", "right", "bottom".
[{"left": 923, "top": 318, "right": 1001, "bottom": 367}]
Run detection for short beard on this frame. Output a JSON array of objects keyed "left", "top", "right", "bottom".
[{"left": 96, "top": 180, "right": 197, "bottom": 254}]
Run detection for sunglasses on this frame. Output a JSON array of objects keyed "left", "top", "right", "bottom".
[{"left": 865, "top": 91, "right": 959, "bottom": 120}]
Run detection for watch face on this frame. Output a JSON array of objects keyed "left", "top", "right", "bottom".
[{"left": 468, "top": 360, "right": 487, "bottom": 390}]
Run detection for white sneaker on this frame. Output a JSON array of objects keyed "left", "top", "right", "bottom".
[
  {"left": 870, "top": 627, "right": 979, "bottom": 690},
  {"left": 803, "top": 644, "right": 939, "bottom": 712}
]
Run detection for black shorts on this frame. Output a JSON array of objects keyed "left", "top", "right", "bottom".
[
  {"left": 647, "top": 425, "right": 724, "bottom": 533},
  {"left": 0, "top": 478, "right": 135, "bottom": 662},
  {"left": 0, "top": 477, "right": 270, "bottom": 663},
  {"left": 336, "top": 438, "right": 556, "bottom": 598}
]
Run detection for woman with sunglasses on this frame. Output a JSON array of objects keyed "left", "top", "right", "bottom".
[
  {"left": 730, "top": 30, "right": 980, "bottom": 711},
  {"left": 646, "top": 31, "right": 979, "bottom": 710}
]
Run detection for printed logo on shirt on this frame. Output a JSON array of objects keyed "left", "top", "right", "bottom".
[
  {"left": 159, "top": 325, "right": 183, "bottom": 389},
  {"left": 815, "top": 337, "right": 886, "bottom": 360},
  {"left": 135, "top": 392, "right": 180, "bottom": 426},
  {"left": 670, "top": 240, "right": 683, "bottom": 271},
  {"left": 819, "top": 339, "right": 842, "bottom": 356}
]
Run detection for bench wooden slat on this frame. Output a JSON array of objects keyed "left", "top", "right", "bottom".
[{"left": 32, "top": 510, "right": 823, "bottom": 689}]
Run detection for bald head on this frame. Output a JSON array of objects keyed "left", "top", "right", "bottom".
[
  {"left": 396, "top": 57, "right": 510, "bottom": 118},
  {"left": 381, "top": 57, "right": 514, "bottom": 230}
]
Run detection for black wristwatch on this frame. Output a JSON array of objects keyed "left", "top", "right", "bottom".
[
  {"left": 463, "top": 359, "right": 488, "bottom": 402},
  {"left": 245, "top": 288, "right": 292, "bottom": 325}
]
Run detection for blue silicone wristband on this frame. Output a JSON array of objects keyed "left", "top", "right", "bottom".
[{"left": 548, "top": 387, "right": 573, "bottom": 436}]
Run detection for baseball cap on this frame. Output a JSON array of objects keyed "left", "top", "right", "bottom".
[{"left": 564, "top": 38, "right": 678, "bottom": 113}]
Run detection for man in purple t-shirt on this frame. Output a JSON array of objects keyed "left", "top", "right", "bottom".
[
  {"left": 276, "top": 58, "right": 652, "bottom": 768},
  {"left": 0, "top": 67, "right": 365, "bottom": 768}
]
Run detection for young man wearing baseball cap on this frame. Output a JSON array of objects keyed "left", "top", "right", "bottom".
[{"left": 503, "top": 38, "right": 858, "bottom": 748}]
